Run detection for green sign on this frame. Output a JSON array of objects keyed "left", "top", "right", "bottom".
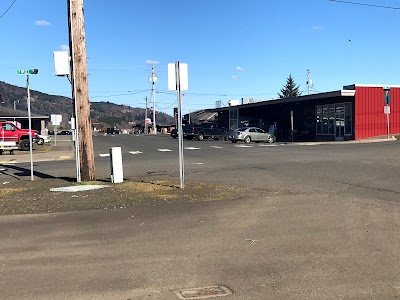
[{"left": 16, "top": 69, "right": 39, "bottom": 75}]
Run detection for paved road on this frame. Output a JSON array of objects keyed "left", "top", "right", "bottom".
[{"left": 1, "top": 135, "right": 400, "bottom": 299}]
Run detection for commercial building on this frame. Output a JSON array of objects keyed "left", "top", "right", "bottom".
[
  {"left": 0, "top": 107, "right": 49, "bottom": 134},
  {"left": 185, "top": 84, "right": 399, "bottom": 141}
]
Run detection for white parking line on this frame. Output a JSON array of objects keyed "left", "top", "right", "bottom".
[
  {"left": 258, "top": 144, "right": 278, "bottom": 147},
  {"left": 185, "top": 147, "right": 201, "bottom": 150},
  {"left": 235, "top": 145, "right": 254, "bottom": 148},
  {"left": 129, "top": 151, "right": 143, "bottom": 155},
  {"left": 192, "top": 162, "right": 203, "bottom": 165},
  {"left": 157, "top": 149, "right": 173, "bottom": 152},
  {"left": 210, "top": 146, "right": 223, "bottom": 149},
  {"left": 99, "top": 153, "right": 110, "bottom": 157}
]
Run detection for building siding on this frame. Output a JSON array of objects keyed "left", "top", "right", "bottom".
[{"left": 355, "top": 86, "right": 400, "bottom": 140}]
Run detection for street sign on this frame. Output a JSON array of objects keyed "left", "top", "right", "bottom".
[
  {"left": 168, "top": 63, "right": 188, "bottom": 91},
  {"left": 51, "top": 114, "right": 62, "bottom": 126},
  {"left": 384, "top": 90, "right": 392, "bottom": 105},
  {"left": 17, "top": 69, "right": 38, "bottom": 75}
]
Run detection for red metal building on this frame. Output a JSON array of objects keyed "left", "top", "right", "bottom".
[{"left": 352, "top": 84, "right": 400, "bottom": 140}]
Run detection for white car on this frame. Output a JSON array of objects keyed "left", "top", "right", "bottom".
[
  {"left": 36, "top": 134, "right": 52, "bottom": 145},
  {"left": 229, "top": 127, "right": 276, "bottom": 144}
]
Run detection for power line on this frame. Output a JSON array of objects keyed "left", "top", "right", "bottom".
[
  {"left": 328, "top": 0, "right": 400, "bottom": 10},
  {"left": 0, "top": 0, "right": 17, "bottom": 19},
  {"left": 156, "top": 100, "right": 177, "bottom": 110},
  {"left": 90, "top": 90, "right": 150, "bottom": 98}
]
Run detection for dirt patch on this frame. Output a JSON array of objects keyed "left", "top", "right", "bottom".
[
  {"left": 0, "top": 179, "right": 244, "bottom": 216},
  {"left": 7, "top": 144, "right": 52, "bottom": 155}
]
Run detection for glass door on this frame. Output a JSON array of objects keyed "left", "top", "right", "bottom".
[{"left": 335, "top": 113, "right": 345, "bottom": 141}]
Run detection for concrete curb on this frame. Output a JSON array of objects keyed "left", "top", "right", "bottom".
[
  {"left": 294, "top": 136, "right": 397, "bottom": 146},
  {"left": 0, "top": 153, "right": 74, "bottom": 164}
]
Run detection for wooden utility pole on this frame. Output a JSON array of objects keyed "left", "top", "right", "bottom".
[{"left": 67, "top": 0, "right": 95, "bottom": 181}]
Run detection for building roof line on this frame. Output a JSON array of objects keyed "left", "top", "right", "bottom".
[{"left": 344, "top": 84, "right": 400, "bottom": 89}]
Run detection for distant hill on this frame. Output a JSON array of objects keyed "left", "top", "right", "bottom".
[{"left": 0, "top": 81, "right": 175, "bottom": 129}]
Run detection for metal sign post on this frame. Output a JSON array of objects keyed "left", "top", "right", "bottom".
[
  {"left": 290, "top": 110, "right": 294, "bottom": 142},
  {"left": 383, "top": 87, "right": 391, "bottom": 139},
  {"left": 168, "top": 62, "right": 188, "bottom": 189},
  {"left": 17, "top": 69, "right": 38, "bottom": 181},
  {"left": 176, "top": 62, "right": 184, "bottom": 189},
  {"left": 26, "top": 75, "right": 34, "bottom": 181},
  {"left": 384, "top": 105, "right": 390, "bottom": 138}
]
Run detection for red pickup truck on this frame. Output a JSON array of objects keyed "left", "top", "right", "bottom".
[{"left": 0, "top": 121, "right": 39, "bottom": 151}]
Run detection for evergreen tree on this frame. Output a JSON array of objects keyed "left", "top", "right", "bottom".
[{"left": 278, "top": 74, "right": 302, "bottom": 98}]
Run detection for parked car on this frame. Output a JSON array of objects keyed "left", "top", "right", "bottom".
[
  {"left": 59, "top": 130, "right": 72, "bottom": 135},
  {"left": 170, "top": 128, "right": 178, "bottom": 138},
  {"left": 183, "top": 123, "right": 226, "bottom": 141},
  {"left": 36, "top": 134, "right": 51, "bottom": 145},
  {"left": 228, "top": 127, "right": 275, "bottom": 144},
  {"left": 106, "top": 127, "right": 121, "bottom": 134}
]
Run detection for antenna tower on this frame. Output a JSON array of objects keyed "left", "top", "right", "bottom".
[{"left": 307, "top": 69, "right": 313, "bottom": 95}]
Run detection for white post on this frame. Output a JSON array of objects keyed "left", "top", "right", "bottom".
[
  {"left": 26, "top": 75, "right": 34, "bottom": 181},
  {"left": 110, "top": 147, "right": 124, "bottom": 183}
]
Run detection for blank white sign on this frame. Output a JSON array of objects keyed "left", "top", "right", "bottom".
[{"left": 168, "top": 62, "right": 188, "bottom": 91}]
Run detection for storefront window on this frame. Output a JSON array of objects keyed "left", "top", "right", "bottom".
[
  {"left": 322, "top": 106, "right": 329, "bottom": 134},
  {"left": 229, "top": 108, "right": 238, "bottom": 130},
  {"left": 345, "top": 102, "right": 352, "bottom": 135},
  {"left": 317, "top": 102, "right": 353, "bottom": 136},
  {"left": 328, "top": 105, "right": 335, "bottom": 134},
  {"left": 335, "top": 103, "right": 344, "bottom": 113}
]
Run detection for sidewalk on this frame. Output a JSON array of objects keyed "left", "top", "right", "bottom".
[
  {"left": 0, "top": 140, "right": 74, "bottom": 164},
  {"left": 293, "top": 135, "right": 397, "bottom": 146}
]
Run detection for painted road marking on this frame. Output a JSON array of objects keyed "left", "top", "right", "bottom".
[
  {"left": 99, "top": 153, "right": 110, "bottom": 157},
  {"left": 192, "top": 162, "right": 203, "bottom": 165},
  {"left": 210, "top": 146, "right": 223, "bottom": 149},
  {"left": 129, "top": 151, "right": 143, "bottom": 155},
  {"left": 235, "top": 145, "right": 254, "bottom": 148},
  {"left": 157, "top": 149, "right": 172, "bottom": 152},
  {"left": 185, "top": 147, "right": 201, "bottom": 150},
  {"left": 258, "top": 144, "right": 278, "bottom": 147}
]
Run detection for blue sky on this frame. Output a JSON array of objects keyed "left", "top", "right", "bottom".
[{"left": 1, "top": 0, "right": 400, "bottom": 116}]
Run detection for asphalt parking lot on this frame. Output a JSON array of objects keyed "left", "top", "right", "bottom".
[{"left": 1, "top": 135, "right": 399, "bottom": 299}]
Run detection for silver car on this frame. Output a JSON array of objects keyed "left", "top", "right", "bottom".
[{"left": 229, "top": 127, "right": 275, "bottom": 144}]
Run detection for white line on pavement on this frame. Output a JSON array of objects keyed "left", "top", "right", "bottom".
[
  {"left": 99, "top": 153, "right": 110, "bottom": 157},
  {"left": 235, "top": 145, "right": 254, "bottom": 148},
  {"left": 129, "top": 151, "right": 143, "bottom": 155},
  {"left": 210, "top": 146, "right": 223, "bottom": 149},
  {"left": 157, "top": 149, "right": 173, "bottom": 152},
  {"left": 258, "top": 144, "right": 278, "bottom": 147},
  {"left": 185, "top": 147, "right": 201, "bottom": 150},
  {"left": 192, "top": 162, "right": 203, "bottom": 165}
]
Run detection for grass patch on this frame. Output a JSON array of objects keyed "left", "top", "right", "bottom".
[
  {"left": 0, "top": 179, "right": 244, "bottom": 216},
  {"left": 12, "top": 144, "right": 53, "bottom": 155}
]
